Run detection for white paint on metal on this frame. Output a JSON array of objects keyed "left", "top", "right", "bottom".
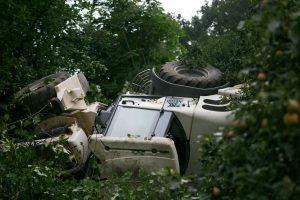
[
  {"left": 55, "top": 75, "right": 88, "bottom": 110},
  {"left": 89, "top": 134, "right": 179, "bottom": 178}
]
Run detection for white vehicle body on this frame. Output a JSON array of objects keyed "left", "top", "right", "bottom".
[
  {"left": 32, "top": 75, "right": 102, "bottom": 174},
  {"left": 30, "top": 73, "right": 241, "bottom": 176},
  {"left": 35, "top": 120, "right": 90, "bottom": 174},
  {"left": 89, "top": 93, "right": 235, "bottom": 177}
]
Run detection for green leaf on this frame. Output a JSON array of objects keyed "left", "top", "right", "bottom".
[
  {"left": 267, "top": 20, "right": 280, "bottom": 33},
  {"left": 237, "top": 20, "right": 245, "bottom": 30}
]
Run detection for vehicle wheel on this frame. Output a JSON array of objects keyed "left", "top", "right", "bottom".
[
  {"left": 159, "top": 61, "right": 222, "bottom": 88},
  {"left": 15, "top": 72, "right": 70, "bottom": 113}
]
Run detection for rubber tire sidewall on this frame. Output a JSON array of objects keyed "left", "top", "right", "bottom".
[
  {"left": 159, "top": 61, "right": 222, "bottom": 88},
  {"left": 16, "top": 72, "right": 70, "bottom": 113}
]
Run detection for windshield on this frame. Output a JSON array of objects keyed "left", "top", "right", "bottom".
[{"left": 105, "top": 106, "right": 160, "bottom": 138}]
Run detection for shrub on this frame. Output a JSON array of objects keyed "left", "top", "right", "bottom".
[{"left": 196, "top": 0, "right": 300, "bottom": 199}]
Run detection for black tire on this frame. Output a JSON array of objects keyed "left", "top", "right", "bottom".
[
  {"left": 159, "top": 61, "right": 222, "bottom": 88},
  {"left": 15, "top": 72, "right": 70, "bottom": 113}
]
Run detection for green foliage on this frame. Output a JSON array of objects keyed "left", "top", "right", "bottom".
[
  {"left": 83, "top": 0, "right": 184, "bottom": 98},
  {"left": 72, "top": 169, "right": 197, "bottom": 200},
  {"left": 0, "top": 0, "right": 182, "bottom": 101},
  {"left": 3, "top": 0, "right": 300, "bottom": 199},
  {"left": 180, "top": 0, "right": 254, "bottom": 85},
  {"left": 182, "top": 31, "right": 254, "bottom": 84},
  {"left": 0, "top": 138, "right": 72, "bottom": 199},
  {"left": 196, "top": 0, "right": 300, "bottom": 199},
  {"left": 0, "top": 141, "right": 197, "bottom": 200},
  {"left": 0, "top": 0, "right": 107, "bottom": 104},
  {"left": 0, "top": 0, "right": 187, "bottom": 198}
]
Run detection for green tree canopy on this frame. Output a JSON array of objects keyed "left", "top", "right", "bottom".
[
  {"left": 81, "top": 0, "right": 183, "bottom": 97},
  {"left": 196, "top": 0, "right": 300, "bottom": 199},
  {"left": 180, "top": 0, "right": 253, "bottom": 84}
]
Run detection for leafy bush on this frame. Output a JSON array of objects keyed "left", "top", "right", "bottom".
[
  {"left": 195, "top": 0, "right": 300, "bottom": 199},
  {"left": 181, "top": 31, "right": 254, "bottom": 85},
  {"left": 180, "top": 0, "right": 254, "bottom": 85}
]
